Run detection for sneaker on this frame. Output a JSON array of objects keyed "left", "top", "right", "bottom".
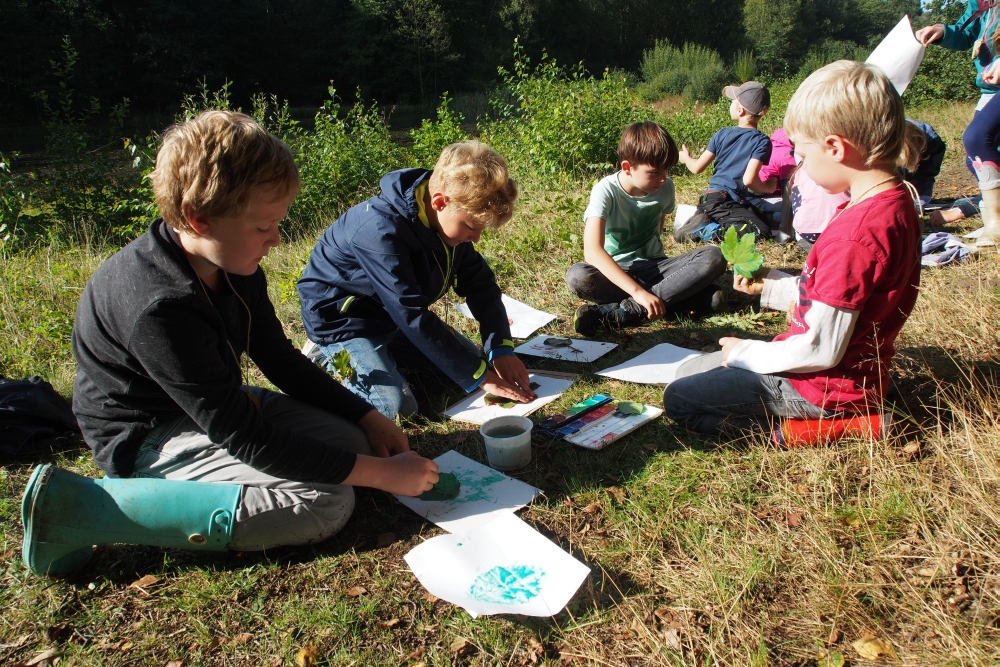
[
  {"left": 673, "top": 211, "right": 711, "bottom": 243},
  {"left": 614, "top": 297, "right": 648, "bottom": 327},
  {"left": 573, "top": 304, "right": 601, "bottom": 336},
  {"left": 666, "top": 285, "right": 725, "bottom": 319},
  {"left": 574, "top": 300, "right": 645, "bottom": 335}
]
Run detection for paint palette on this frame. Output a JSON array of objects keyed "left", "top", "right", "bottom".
[{"left": 539, "top": 394, "right": 662, "bottom": 450}]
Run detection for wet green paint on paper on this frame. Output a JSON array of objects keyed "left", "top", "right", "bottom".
[{"left": 468, "top": 565, "right": 544, "bottom": 604}]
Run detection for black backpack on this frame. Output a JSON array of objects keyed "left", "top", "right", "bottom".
[
  {"left": 696, "top": 190, "right": 771, "bottom": 241},
  {"left": 0, "top": 376, "right": 80, "bottom": 459}
]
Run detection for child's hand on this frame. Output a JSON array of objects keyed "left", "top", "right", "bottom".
[
  {"left": 346, "top": 451, "right": 439, "bottom": 496},
  {"left": 633, "top": 290, "right": 666, "bottom": 320},
  {"left": 733, "top": 271, "right": 765, "bottom": 295},
  {"left": 358, "top": 409, "right": 410, "bottom": 457},
  {"left": 482, "top": 369, "right": 534, "bottom": 403},
  {"left": 679, "top": 144, "right": 691, "bottom": 161},
  {"left": 719, "top": 336, "right": 745, "bottom": 366},
  {"left": 985, "top": 60, "right": 1000, "bottom": 85},
  {"left": 491, "top": 355, "right": 537, "bottom": 400},
  {"left": 914, "top": 23, "right": 943, "bottom": 46}
]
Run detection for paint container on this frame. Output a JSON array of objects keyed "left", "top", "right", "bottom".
[{"left": 480, "top": 416, "right": 533, "bottom": 471}]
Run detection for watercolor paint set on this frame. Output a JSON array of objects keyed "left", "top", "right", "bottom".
[{"left": 537, "top": 394, "right": 662, "bottom": 450}]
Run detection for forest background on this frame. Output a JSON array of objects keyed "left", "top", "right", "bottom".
[{"left": 3, "top": 0, "right": 1000, "bottom": 665}]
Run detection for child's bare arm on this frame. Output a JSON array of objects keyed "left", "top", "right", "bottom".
[
  {"left": 678, "top": 145, "right": 715, "bottom": 174},
  {"left": 344, "top": 451, "right": 440, "bottom": 496},
  {"left": 583, "top": 216, "right": 665, "bottom": 319},
  {"left": 743, "top": 158, "right": 777, "bottom": 193}
]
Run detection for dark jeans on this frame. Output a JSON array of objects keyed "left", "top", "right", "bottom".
[
  {"left": 565, "top": 246, "right": 725, "bottom": 307},
  {"left": 964, "top": 94, "right": 1000, "bottom": 182},
  {"left": 662, "top": 351, "right": 832, "bottom": 435}
]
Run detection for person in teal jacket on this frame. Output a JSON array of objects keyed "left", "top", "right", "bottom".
[
  {"left": 917, "top": 3, "right": 1000, "bottom": 244},
  {"left": 917, "top": 1, "right": 1000, "bottom": 100}
]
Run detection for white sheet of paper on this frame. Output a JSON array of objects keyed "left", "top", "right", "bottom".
[
  {"left": 674, "top": 203, "right": 697, "bottom": 229},
  {"left": 404, "top": 512, "right": 590, "bottom": 618},
  {"left": 395, "top": 450, "right": 541, "bottom": 535},
  {"left": 964, "top": 227, "right": 984, "bottom": 239},
  {"left": 455, "top": 294, "right": 556, "bottom": 339},
  {"left": 513, "top": 335, "right": 617, "bottom": 363},
  {"left": 866, "top": 15, "right": 925, "bottom": 95},
  {"left": 596, "top": 343, "right": 702, "bottom": 385},
  {"left": 444, "top": 372, "right": 575, "bottom": 424}
]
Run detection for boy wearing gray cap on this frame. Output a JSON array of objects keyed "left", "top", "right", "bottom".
[{"left": 675, "top": 81, "right": 778, "bottom": 241}]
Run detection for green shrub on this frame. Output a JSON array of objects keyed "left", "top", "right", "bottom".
[
  {"left": 796, "top": 40, "right": 871, "bottom": 80},
  {"left": 409, "top": 93, "right": 469, "bottom": 169},
  {"left": 19, "top": 38, "right": 149, "bottom": 249},
  {"left": 638, "top": 41, "right": 729, "bottom": 104},
  {"left": 904, "top": 46, "right": 979, "bottom": 106},
  {"left": 733, "top": 50, "right": 758, "bottom": 83},
  {"left": 478, "top": 40, "right": 642, "bottom": 186},
  {"left": 291, "top": 87, "right": 407, "bottom": 227}
]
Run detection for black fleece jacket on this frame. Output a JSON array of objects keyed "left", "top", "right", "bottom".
[{"left": 72, "top": 219, "right": 373, "bottom": 481}]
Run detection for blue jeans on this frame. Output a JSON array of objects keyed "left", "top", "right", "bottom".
[
  {"left": 316, "top": 330, "right": 482, "bottom": 420},
  {"left": 662, "top": 352, "right": 832, "bottom": 435}
]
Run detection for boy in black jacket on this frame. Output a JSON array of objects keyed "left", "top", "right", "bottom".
[
  {"left": 21, "top": 111, "right": 441, "bottom": 576},
  {"left": 298, "top": 141, "right": 535, "bottom": 420}
]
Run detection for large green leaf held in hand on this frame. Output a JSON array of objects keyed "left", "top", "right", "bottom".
[{"left": 719, "top": 226, "right": 764, "bottom": 279}]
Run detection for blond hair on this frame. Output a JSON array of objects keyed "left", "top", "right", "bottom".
[
  {"left": 151, "top": 110, "right": 299, "bottom": 232},
  {"left": 784, "top": 60, "right": 906, "bottom": 168},
  {"left": 428, "top": 142, "right": 517, "bottom": 228}
]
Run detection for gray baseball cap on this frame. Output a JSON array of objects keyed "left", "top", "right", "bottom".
[{"left": 723, "top": 81, "right": 771, "bottom": 115}]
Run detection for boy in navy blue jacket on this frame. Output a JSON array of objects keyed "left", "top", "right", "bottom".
[{"left": 298, "top": 142, "right": 535, "bottom": 420}]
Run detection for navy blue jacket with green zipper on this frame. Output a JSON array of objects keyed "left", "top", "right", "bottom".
[{"left": 297, "top": 168, "right": 515, "bottom": 392}]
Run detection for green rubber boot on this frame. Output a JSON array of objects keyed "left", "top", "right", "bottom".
[{"left": 21, "top": 464, "right": 241, "bottom": 576}]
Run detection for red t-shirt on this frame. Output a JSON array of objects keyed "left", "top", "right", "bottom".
[{"left": 774, "top": 184, "right": 921, "bottom": 410}]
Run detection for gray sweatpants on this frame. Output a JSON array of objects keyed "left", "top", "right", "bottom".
[{"left": 131, "top": 387, "right": 374, "bottom": 551}]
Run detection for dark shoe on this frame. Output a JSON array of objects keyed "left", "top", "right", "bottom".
[
  {"left": 667, "top": 285, "right": 725, "bottom": 319},
  {"left": 574, "top": 303, "right": 609, "bottom": 336},
  {"left": 614, "top": 297, "right": 648, "bottom": 327},
  {"left": 673, "top": 211, "right": 711, "bottom": 242},
  {"left": 574, "top": 299, "right": 646, "bottom": 335}
]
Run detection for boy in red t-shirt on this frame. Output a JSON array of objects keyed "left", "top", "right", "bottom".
[{"left": 663, "top": 60, "right": 922, "bottom": 434}]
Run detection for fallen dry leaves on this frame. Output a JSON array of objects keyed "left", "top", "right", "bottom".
[
  {"left": 345, "top": 586, "right": 367, "bottom": 597},
  {"left": 450, "top": 637, "right": 476, "bottom": 657},
  {"left": 852, "top": 634, "right": 898, "bottom": 661},
  {"left": 295, "top": 644, "right": 319, "bottom": 667}
]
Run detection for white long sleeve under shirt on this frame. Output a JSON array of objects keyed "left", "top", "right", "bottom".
[{"left": 726, "top": 270, "right": 860, "bottom": 375}]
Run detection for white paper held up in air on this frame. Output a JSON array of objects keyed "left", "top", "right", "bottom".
[
  {"left": 514, "top": 335, "right": 617, "bottom": 363},
  {"left": 444, "top": 372, "right": 576, "bottom": 424},
  {"left": 596, "top": 343, "right": 702, "bottom": 385},
  {"left": 404, "top": 512, "right": 590, "bottom": 618},
  {"left": 394, "top": 450, "right": 542, "bottom": 534},
  {"left": 455, "top": 294, "right": 556, "bottom": 339},
  {"left": 866, "top": 15, "right": 925, "bottom": 95}
]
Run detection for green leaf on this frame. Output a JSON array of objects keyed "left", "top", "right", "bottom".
[
  {"left": 418, "top": 472, "right": 461, "bottom": 501},
  {"left": 719, "top": 225, "right": 764, "bottom": 279},
  {"left": 330, "top": 348, "right": 356, "bottom": 384},
  {"left": 616, "top": 400, "right": 645, "bottom": 415}
]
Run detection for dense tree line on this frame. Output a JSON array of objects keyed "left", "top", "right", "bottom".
[{"left": 0, "top": 0, "right": 950, "bottom": 123}]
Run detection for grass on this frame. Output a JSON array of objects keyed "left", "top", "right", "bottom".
[{"left": 2, "top": 99, "right": 1000, "bottom": 666}]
